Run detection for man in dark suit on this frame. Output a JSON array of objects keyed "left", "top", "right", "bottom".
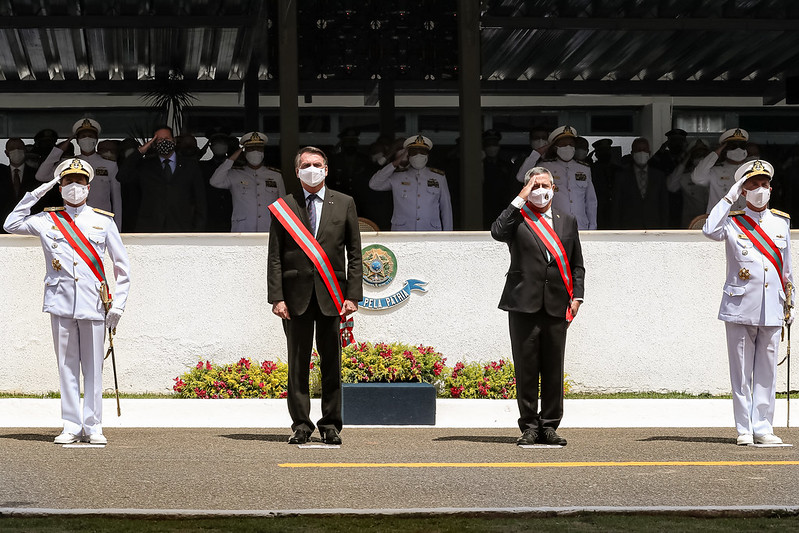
[
  {"left": 1, "top": 138, "right": 40, "bottom": 232},
  {"left": 268, "top": 146, "right": 363, "bottom": 445},
  {"left": 117, "top": 126, "right": 206, "bottom": 232},
  {"left": 491, "top": 166, "right": 585, "bottom": 446},
  {"left": 613, "top": 137, "right": 669, "bottom": 230}
]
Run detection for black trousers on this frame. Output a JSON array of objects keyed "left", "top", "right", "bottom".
[
  {"left": 283, "top": 293, "right": 342, "bottom": 434},
  {"left": 508, "top": 310, "right": 568, "bottom": 432}
]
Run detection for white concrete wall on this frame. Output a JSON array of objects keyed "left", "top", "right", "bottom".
[{"left": 0, "top": 230, "right": 795, "bottom": 395}]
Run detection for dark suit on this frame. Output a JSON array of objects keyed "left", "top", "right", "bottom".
[
  {"left": 268, "top": 187, "right": 363, "bottom": 434},
  {"left": 117, "top": 152, "right": 206, "bottom": 232},
  {"left": 0, "top": 164, "right": 40, "bottom": 233},
  {"left": 613, "top": 163, "right": 669, "bottom": 229},
  {"left": 491, "top": 203, "right": 585, "bottom": 432}
]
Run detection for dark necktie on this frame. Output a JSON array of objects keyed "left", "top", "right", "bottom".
[
  {"left": 306, "top": 193, "right": 318, "bottom": 236},
  {"left": 12, "top": 169, "right": 21, "bottom": 197},
  {"left": 162, "top": 159, "right": 173, "bottom": 180}
]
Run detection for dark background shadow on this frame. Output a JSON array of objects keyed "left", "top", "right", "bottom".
[
  {"left": 638, "top": 436, "right": 732, "bottom": 444},
  {"left": 0, "top": 433, "right": 55, "bottom": 442},
  {"left": 433, "top": 435, "right": 518, "bottom": 444},
  {"left": 220, "top": 433, "right": 293, "bottom": 443}
]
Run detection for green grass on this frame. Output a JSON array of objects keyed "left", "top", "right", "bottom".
[{"left": 1, "top": 514, "right": 799, "bottom": 532}]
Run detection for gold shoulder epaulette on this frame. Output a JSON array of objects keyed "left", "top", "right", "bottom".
[
  {"left": 92, "top": 208, "right": 115, "bottom": 218},
  {"left": 43, "top": 207, "right": 65, "bottom": 212},
  {"left": 429, "top": 167, "right": 445, "bottom": 176},
  {"left": 729, "top": 210, "right": 745, "bottom": 216},
  {"left": 576, "top": 159, "right": 591, "bottom": 167},
  {"left": 267, "top": 166, "right": 282, "bottom": 174},
  {"left": 771, "top": 208, "right": 791, "bottom": 219},
  {"left": 541, "top": 157, "right": 557, "bottom": 163}
]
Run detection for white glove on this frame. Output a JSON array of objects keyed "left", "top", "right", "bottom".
[
  {"left": 32, "top": 176, "right": 61, "bottom": 199},
  {"left": 788, "top": 308, "right": 795, "bottom": 326},
  {"left": 106, "top": 308, "right": 123, "bottom": 331},
  {"left": 725, "top": 179, "right": 746, "bottom": 204}
]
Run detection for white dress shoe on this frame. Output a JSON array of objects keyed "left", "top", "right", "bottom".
[
  {"left": 736, "top": 434, "right": 754, "bottom": 446},
  {"left": 53, "top": 432, "right": 80, "bottom": 444},
  {"left": 87, "top": 433, "right": 107, "bottom": 445},
  {"left": 754, "top": 433, "right": 783, "bottom": 444}
]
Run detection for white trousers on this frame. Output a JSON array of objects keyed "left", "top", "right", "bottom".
[
  {"left": 724, "top": 322, "right": 781, "bottom": 436},
  {"left": 50, "top": 314, "right": 105, "bottom": 436}
]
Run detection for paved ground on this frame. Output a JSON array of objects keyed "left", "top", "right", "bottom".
[{"left": 1, "top": 427, "right": 798, "bottom": 513}]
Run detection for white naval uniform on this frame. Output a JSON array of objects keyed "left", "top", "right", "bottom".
[
  {"left": 369, "top": 163, "right": 453, "bottom": 231},
  {"left": 703, "top": 199, "right": 792, "bottom": 437},
  {"left": 36, "top": 147, "right": 122, "bottom": 231},
  {"left": 515, "top": 151, "right": 597, "bottom": 230},
  {"left": 691, "top": 152, "right": 746, "bottom": 214},
  {"left": 209, "top": 160, "right": 285, "bottom": 232},
  {"left": 3, "top": 192, "right": 131, "bottom": 437}
]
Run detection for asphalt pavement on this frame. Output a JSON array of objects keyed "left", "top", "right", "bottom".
[{"left": 1, "top": 427, "right": 798, "bottom": 514}]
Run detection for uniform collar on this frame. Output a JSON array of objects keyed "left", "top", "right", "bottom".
[
  {"left": 744, "top": 205, "right": 770, "bottom": 222},
  {"left": 65, "top": 203, "right": 90, "bottom": 217},
  {"left": 303, "top": 185, "right": 326, "bottom": 201}
]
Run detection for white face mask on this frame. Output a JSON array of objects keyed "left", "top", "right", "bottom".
[
  {"left": 371, "top": 152, "right": 387, "bottom": 166},
  {"left": 8, "top": 149, "right": 25, "bottom": 166},
  {"left": 557, "top": 145, "right": 575, "bottom": 162},
  {"left": 61, "top": 182, "right": 89, "bottom": 205},
  {"left": 531, "top": 139, "right": 548, "bottom": 150},
  {"left": 77, "top": 137, "right": 97, "bottom": 153},
  {"left": 484, "top": 146, "right": 500, "bottom": 158},
  {"left": 210, "top": 143, "right": 228, "bottom": 158},
  {"left": 245, "top": 151, "right": 264, "bottom": 166},
  {"left": 528, "top": 186, "right": 553, "bottom": 208},
  {"left": 633, "top": 151, "right": 650, "bottom": 167},
  {"left": 575, "top": 148, "right": 588, "bottom": 161},
  {"left": 727, "top": 148, "right": 747, "bottom": 162},
  {"left": 297, "top": 166, "right": 326, "bottom": 187},
  {"left": 745, "top": 186, "right": 771, "bottom": 209},
  {"left": 409, "top": 154, "right": 428, "bottom": 169}
]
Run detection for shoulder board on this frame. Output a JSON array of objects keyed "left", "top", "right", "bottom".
[
  {"left": 92, "top": 208, "right": 115, "bottom": 218},
  {"left": 43, "top": 207, "right": 65, "bottom": 212},
  {"left": 575, "top": 160, "right": 591, "bottom": 167},
  {"left": 729, "top": 211, "right": 745, "bottom": 216},
  {"left": 541, "top": 157, "right": 557, "bottom": 162},
  {"left": 771, "top": 208, "right": 791, "bottom": 219},
  {"left": 429, "top": 167, "right": 445, "bottom": 176},
  {"left": 267, "top": 166, "right": 282, "bottom": 174}
]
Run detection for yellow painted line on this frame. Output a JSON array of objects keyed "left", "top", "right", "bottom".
[{"left": 279, "top": 460, "right": 799, "bottom": 468}]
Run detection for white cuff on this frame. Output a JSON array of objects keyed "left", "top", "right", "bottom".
[{"left": 511, "top": 196, "right": 526, "bottom": 209}]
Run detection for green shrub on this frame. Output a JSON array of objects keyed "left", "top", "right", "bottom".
[
  {"left": 443, "top": 359, "right": 574, "bottom": 399},
  {"left": 339, "top": 342, "right": 446, "bottom": 386},
  {"left": 173, "top": 358, "right": 288, "bottom": 399}
]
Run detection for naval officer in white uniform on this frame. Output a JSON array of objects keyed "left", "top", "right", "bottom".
[
  {"left": 4, "top": 158, "right": 130, "bottom": 445},
  {"left": 703, "top": 159, "right": 792, "bottom": 445},
  {"left": 368, "top": 134, "right": 453, "bottom": 231},
  {"left": 209, "top": 131, "right": 285, "bottom": 232},
  {"left": 692, "top": 128, "right": 751, "bottom": 214},
  {"left": 515, "top": 125, "right": 597, "bottom": 230},
  {"left": 35, "top": 118, "right": 123, "bottom": 231}
]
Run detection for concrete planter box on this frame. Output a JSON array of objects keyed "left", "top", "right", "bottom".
[{"left": 342, "top": 382, "right": 436, "bottom": 425}]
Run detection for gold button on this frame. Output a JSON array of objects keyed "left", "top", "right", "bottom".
[
  {"left": 765, "top": 266, "right": 769, "bottom": 271},
  {"left": 75, "top": 277, "right": 79, "bottom": 282},
  {"left": 765, "top": 283, "right": 769, "bottom": 288},
  {"left": 74, "top": 261, "right": 78, "bottom": 266}
]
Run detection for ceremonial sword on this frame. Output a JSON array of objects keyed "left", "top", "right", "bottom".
[
  {"left": 781, "top": 282, "right": 793, "bottom": 427},
  {"left": 100, "top": 282, "right": 122, "bottom": 417}
]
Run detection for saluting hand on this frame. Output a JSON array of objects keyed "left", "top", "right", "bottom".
[
  {"left": 535, "top": 142, "right": 551, "bottom": 156},
  {"left": 517, "top": 178, "right": 536, "bottom": 203},
  {"left": 139, "top": 137, "right": 156, "bottom": 155},
  {"left": 229, "top": 147, "right": 243, "bottom": 161},
  {"left": 725, "top": 177, "right": 746, "bottom": 204},
  {"left": 57, "top": 136, "right": 74, "bottom": 152}
]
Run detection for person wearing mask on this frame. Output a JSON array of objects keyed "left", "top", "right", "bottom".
[
  {"left": 1, "top": 138, "right": 40, "bottom": 228},
  {"left": 482, "top": 128, "right": 515, "bottom": 229},
  {"left": 268, "top": 146, "right": 362, "bottom": 445},
  {"left": 35, "top": 119, "right": 122, "bottom": 231},
  {"left": 574, "top": 137, "right": 590, "bottom": 164},
  {"left": 515, "top": 125, "right": 598, "bottom": 230},
  {"left": 666, "top": 140, "right": 711, "bottom": 227},
  {"left": 491, "top": 166, "right": 585, "bottom": 446},
  {"left": 200, "top": 129, "right": 234, "bottom": 233},
  {"left": 369, "top": 134, "right": 453, "bottom": 231},
  {"left": 613, "top": 138, "right": 669, "bottom": 229},
  {"left": 117, "top": 125, "right": 206, "bottom": 232},
  {"left": 210, "top": 132, "right": 285, "bottom": 232},
  {"left": 96, "top": 140, "right": 120, "bottom": 162},
  {"left": 702, "top": 159, "right": 792, "bottom": 446},
  {"left": 4, "top": 158, "right": 130, "bottom": 445},
  {"left": 692, "top": 128, "right": 751, "bottom": 213}
]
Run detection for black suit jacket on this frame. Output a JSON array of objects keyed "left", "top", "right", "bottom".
[
  {"left": 268, "top": 189, "right": 363, "bottom": 317},
  {"left": 613, "top": 163, "right": 668, "bottom": 230},
  {"left": 491, "top": 204, "right": 585, "bottom": 318},
  {"left": 117, "top": 152, "right": 206, "bottom": 232},
  {"left": 0, "top": 164, "right": 40, "bottom": 233}
]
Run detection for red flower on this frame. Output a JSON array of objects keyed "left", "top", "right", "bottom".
[
  {"left": 279, "top": 391, "right": 288, "bottom": 399},
  {"left": 206, "top": 361, "right": 212, "bottom": 370},
  {"left": 196, "top": 361, "right": 204, "bottom": 369}
]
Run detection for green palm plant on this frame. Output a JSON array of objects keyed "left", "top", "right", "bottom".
[{"left": 141, "top": 72, "right": 198, "bottom": 135}]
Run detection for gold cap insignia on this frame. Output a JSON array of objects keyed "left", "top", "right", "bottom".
[
  {"left": 739, "top": 268, "right": 750, "bottom": 280},
  {"left": 563, "top": 126, "right": 574, "bottom": 135},
  {"left": 60, "top": 158, "right": 89, "bottom": 178}
]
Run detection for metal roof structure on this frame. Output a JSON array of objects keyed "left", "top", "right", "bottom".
[{"left": 0, "top": 0, "right": 797, "bottom": 103}]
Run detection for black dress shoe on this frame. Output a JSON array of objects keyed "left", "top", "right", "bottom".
[
  {"left": 288, "top": 429, "right": 310, "bottom": 444},
  {"left": 540, "top": 428, "right": 567, "bottom": 446},
  {"left": 516, "top": 428, "right": 538, "bottom": 446},
  {"left": 321, "top": 429, "right": 342, "bottom": 445}
]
